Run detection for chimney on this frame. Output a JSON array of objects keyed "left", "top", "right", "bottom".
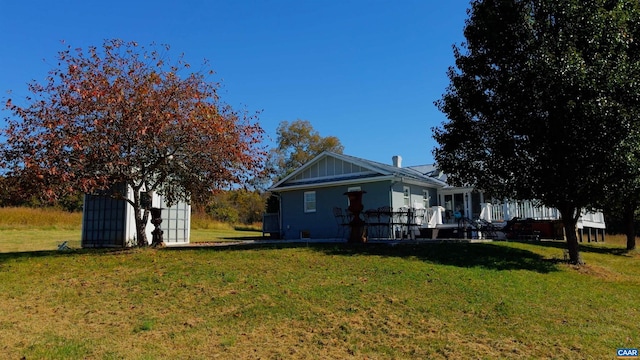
[{"left": 392, "top": 155, "right": 402, "bottom": 168}]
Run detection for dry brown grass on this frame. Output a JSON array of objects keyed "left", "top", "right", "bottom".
[
  {"left": 190, "top": 211, "right": 235, "bottom": 230},
  {"left": 0, "top": 207, "right": 82, "bottom": 230},
  {"left": 187, "top": 210, "right": 262, "bottom": 232},
  {"left": 601, "top": 233, "right": 637, "bottom": 247}
]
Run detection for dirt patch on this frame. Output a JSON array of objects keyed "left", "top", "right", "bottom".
[{"left": 569, "top": 264, "right": 627, "bottom": 282}]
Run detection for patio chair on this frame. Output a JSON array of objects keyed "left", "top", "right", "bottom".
[
  {"left": 364, "top": 209, "right": 378, "bottom": 239},
  {"left": 475, "top": 218, "right": 500, "bottom": 239},
  {"left": 376, "top": 206, "right": 393, "bottom": 239},
  {"left": 392, "top": 206, "right": 411, "bottom": 238},
  {"left": 333, "top": 207, "right": 350, "bottom": 240},
  {"left": 413, "top": 207, "right": 426, "bottom": 226},
  {"left": 410, "top": 207, "right": 427, "bottom": 239}
]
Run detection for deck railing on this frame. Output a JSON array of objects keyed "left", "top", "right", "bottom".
[
  {"left": 579, "top": 210, "right": 605, "bottom": 225},
  {"left": 479, "top": 201, "right": 603, "bottom": 227},
  {"left": 418, "top": 201, "right": 604, "bottom": 229}
]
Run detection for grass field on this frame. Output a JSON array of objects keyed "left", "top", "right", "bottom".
[
  {"left": 0, "top": 241, "right": 638, "bottom": 358},
  {"left": 1, "top": 207, "right": 639, "bottom": 358},
  {"left": 0, "top": 207, "right": 262, "bottom": 252}
]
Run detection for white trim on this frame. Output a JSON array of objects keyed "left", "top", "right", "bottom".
[
  {"left": 395, "top": 176, "right": 447, "bottom": 188},
  {"left": 286, "top": 171, "right": 377, "bottom": 185}
]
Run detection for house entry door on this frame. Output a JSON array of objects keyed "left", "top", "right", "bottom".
[{"left": 443, "top": 193, "right": 465, "bottom": 224}]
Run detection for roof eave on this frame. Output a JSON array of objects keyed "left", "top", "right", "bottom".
[{"left": 269, "top": 175, "right": 396, "bottom": 192}]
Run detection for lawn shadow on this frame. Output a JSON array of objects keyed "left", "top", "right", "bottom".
[
  {"left": 173, "top": 241, "right": 560, "bottom": 273},
  {"left": 219, "top": 236, "right": 270, "bottom": 241},
  {"left": 0, "top": 247, "right": 137, "bottom": 264},
  {"left": 508, "top": 239, "right": 632, "bottom": 256},
  {"left": 577, "top": 243, "right": 632, "bottom": 256},
  {"left": 316, "top": 242, "right": 560, "bottom": 273},
  {"left": 1, "top": 239, "right": 575, "bottom": 274}
]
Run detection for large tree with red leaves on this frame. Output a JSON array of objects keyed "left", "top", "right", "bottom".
[{"left": 1, "top": 39, "right": 266, "bottom": 246}]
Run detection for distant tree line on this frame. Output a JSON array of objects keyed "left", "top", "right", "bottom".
[
  {"left": 0, "top": 175, "right": 83, "bottom": 212},
  {"left": 201, "top": 189, "right": 268, "bottom": 224}
]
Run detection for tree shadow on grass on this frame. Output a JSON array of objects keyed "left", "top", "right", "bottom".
[
  {"left": 0, "top": 247, "right": 136, "bottom": 264},
  {"left": 507, "top": 239, "right": 632, "bottom": 256},
  {"left": 317, "top": 242, "right": 560, "bottom": 273},
  {"left": 0, "top": 240, "right": 567, "bottom": 274},
  {"left": 577, "top": 243, "right": 632, "bottom": 256},
  {"left": 171, "top": 241, "right": 560, "bottom": 274},
  {"left": 218, "top": 236, "right": 270, "bottom": 241}
]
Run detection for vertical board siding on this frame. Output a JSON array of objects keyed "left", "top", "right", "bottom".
[
  {"left": 82, "top": 194, "right": 127, "bottom": 247},
  {"left": 318, "top": 159, "right": 327, "bottom": 177},
  {"left": 288, "top": 156, "right": 377, "bottom": 183},
  {"left": 160, "top": 200, "right": 190, "bottom": 244}
]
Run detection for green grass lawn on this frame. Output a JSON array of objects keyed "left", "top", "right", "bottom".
[{"left": 0, "top": 236, "right": 638, "bottom": 359}]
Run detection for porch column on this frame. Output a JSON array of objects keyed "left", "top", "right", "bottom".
[
  {"left": 480, "top": 203, "right": 492, "bottom": 222},
  {"left": 464, "top": 192, "right": 471, "bottom": 219},
  {"left": 428, "top": 206, "right": 444, "bottom": 228}
]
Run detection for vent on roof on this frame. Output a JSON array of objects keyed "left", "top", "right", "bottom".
[{"left": 392, "top": 155, "right": 402, "bottom": 168}]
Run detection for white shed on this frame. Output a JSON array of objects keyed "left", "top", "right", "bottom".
[{"left": 81, "top": 186, "right": 190, "bottom": 247}]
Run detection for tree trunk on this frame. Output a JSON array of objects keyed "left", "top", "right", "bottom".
[
  {"left": 623, "top": 204, "right": 637, "bottom": 251},
  {"left": 132, "top": 190, "right": 150, "bottom": 247},
  {"left": 134, "top": 206, "right": 150, "bottom": 247},
  {"left": 559, "top": 206, "right": 584, "bottom": 265}
]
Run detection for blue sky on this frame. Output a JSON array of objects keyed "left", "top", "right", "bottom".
[{"left": 0, "top": 0, "right": 470, "bottom": 167}]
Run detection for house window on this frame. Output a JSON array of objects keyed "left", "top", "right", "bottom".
[
  {"left": 423, "top": 190, "right": 430, "bottom": 208},
  {"left": 304, "top": 191, "right": 316, "bottom": 213},
  {"left": 403, "top": 186, "right": 410, "bottom": 207}
]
